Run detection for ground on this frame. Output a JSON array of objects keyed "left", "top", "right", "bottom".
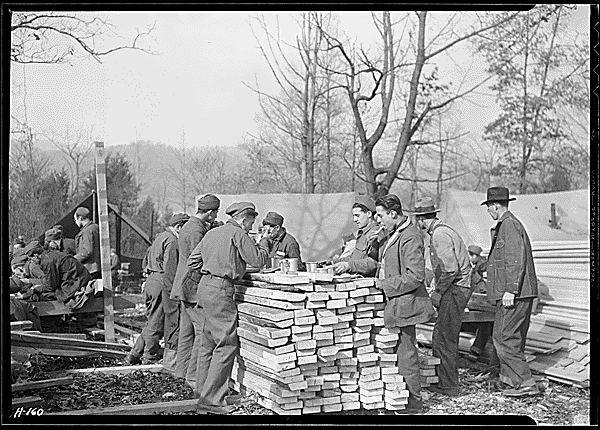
[{"left": 10, "top": 352, "right": 591, "bottom": 424}]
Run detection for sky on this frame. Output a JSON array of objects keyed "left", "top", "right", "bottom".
[{"left": 10, "top": 7, "right": 590, "bottom": 151}]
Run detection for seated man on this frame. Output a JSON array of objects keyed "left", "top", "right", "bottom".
[
  {"left": 52, "top": 224, "right": 77, "bottom": 256},
  {"left": 260, "top": 211, "right": 305, "bottom": 271},
  {"left": 333, "top": 195, "right": 385, "bottom": 277},
  {"left": 22, "top": 230, "right": 93, "bottom": 309}
]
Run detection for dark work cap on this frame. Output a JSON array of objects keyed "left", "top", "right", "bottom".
[
  {"left": 75, "top": 207, "right": 91, "bottom": 218},
  {"left": 170, "top": 213, "right": 190, "bottom": 226},
  {"left": 226, "top": 202, "right": 258, "bottom": 218},
  {"left": 468, "top": 245, "right": 483, "bottom": 256},
  {"left": 354, "top": 195, "right": 376, "bottom": 214},
  {"left": 45, "top": 228, "right": 62, "bottom": 242},
  {"left": 24, "top": 240, "right": 44, "bottom": 257},
  {"left": 263, "top": 211, "right": 284, "bottom": 226},
  {"left": 11, "top": 249, "right": 28, "bottom": 266},
  {"left": 197, "top": 193, "right": 221, "bottom": 211}
]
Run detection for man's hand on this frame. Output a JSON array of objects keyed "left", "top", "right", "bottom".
[
  {"left": 502, "top": 291, "right": 515, "bottom": 308},
  {"left": 430, "top": 291, "right": 442, "bottom": 309},
  {"left": 333, "top": 261, "right": 350, "bottom": 275},
  {"left": 374, "top": 278, "right": 384, "bottom": 290}
]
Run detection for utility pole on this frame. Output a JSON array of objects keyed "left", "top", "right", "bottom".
[{"left": 94, "top": 141, "right": 115, "bottom": 343}]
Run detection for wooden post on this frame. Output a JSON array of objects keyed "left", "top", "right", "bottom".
[
  {"left": 116, "top": 203, "right": 122, "bottom": 258},
  {"left": 149, "top": 209, "right": 155, "bottom": 242},
  {"left": 549, "top": 203, "right": 558, "bottom": 228},
  {"left": 94, "top": 141, "right": 115, "bottom": 344}
]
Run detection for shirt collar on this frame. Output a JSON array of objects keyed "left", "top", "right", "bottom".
[
  {"left": 273, "top": 227, "right": 286, "bottom": 244},
  {"left": 427, "top": 218, "right": 441, "bottom": 235}
]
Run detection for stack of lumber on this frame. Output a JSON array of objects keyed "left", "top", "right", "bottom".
[
  {"left": 230, "top": 273, "right": 439, "bottom": 414},
  {"left": 417, "top": 240, "right": 590, "bottom": 389}
]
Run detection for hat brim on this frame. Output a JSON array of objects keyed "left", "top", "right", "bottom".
[
  {"left": 480, "top": 197, "right": 516, "bottom": 206},
  {"left": 406, "top": 209, "right": 441, "bottom": 216}
]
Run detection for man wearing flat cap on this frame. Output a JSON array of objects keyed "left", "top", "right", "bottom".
[
  {"left": 260, "top": 211, "right": 305, "bottom": 272},
  {"left": 73, "top": 207, "right": 102, "bottom": 279},
  {"left": 482, "top": 187, "right": 539, "bottom": 397},
  {"left": 334, "top": 194, "right": 385, "bottom": 276},
  {"left": 125, "top": 213, "right": 190, "bottom": 365},
  {"left": 187, "top": 201, "right": 275, "bottom": 413},
  {"left": 412, "top": 197, "right": 471, "bottom": 397},
  {"left": 170, "top": 194, "right": 221, "bottom": 385}
]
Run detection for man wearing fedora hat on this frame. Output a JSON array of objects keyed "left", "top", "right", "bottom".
[
  {"left": 412, "top": 197, "right": 472, "bottom": 397},
  {"left": 373, "top": 194, "right": 436, "bottom": 414},
  {"left": 125, "top": 213, "right": 190, "bottom": 366},
  {"left": 170, "top": 194, "right": 221, "bottom": 386},
  {"left": 482, "top": 186, "right": 539, "bottom": 397},
  {"left": 261, "top": 211, "right": 305, "bottom": 271},
  {"left": 188, "top": 201, "right": 275, "bottom": 413},
  {"left": 334, "top": 194, "right": 385, "bottom": 277}
]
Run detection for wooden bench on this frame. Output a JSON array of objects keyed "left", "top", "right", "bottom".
[{"left": 24, "top": 296, "right": 135, "bottom": 317}]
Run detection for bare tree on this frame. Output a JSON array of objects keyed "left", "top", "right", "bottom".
[
  {"left": 170, "top": 130, "right": 190, "bottom": 213},
  {"left": 10, "top": 11, "right": 157, "bottom": 64},
  {"left": 318, "top": 11, "right": 521, "bottom": 197},
  {"left": 43, "top": 126, "right": 94, "bottom": 202}
]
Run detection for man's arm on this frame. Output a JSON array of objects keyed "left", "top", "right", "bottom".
[
  {"left": 237, "top": 232, "right": 270, "bottom": 269},
  {"left": 73, "top": 229, "right": 92, "bottom": 263},
  {"left": 187, "top": 240, "right": 204, "bottom": 271},
  {"left": 163, "top": 237, "right": 179, "bottom": 294},
  {"left": 502, "top": 220, "right": 525, "bottom": 295}
]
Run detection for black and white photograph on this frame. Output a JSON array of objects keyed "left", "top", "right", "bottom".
[{"left": 5, "top": 4, "right": 593, "bottom": 425}]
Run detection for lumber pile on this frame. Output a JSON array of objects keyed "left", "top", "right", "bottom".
[
  {"left": 230, "top": 274, "right": 439, "bottom": 414},
  {"left": 417, "top": 240, "right": 590, "bottom": 389}
]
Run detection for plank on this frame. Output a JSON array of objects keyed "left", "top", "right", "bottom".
[
  {"left": 11, "top": 344, "right": 126, "bottom": 359},
  {"left": 237, "top": 303, "right": 295, "bottom": 322},
  {"left": 11, "top": 331, "right": 129, "bottom": 351},
  {"left": 12, "top": 396, "right": 43, "bottom": 409},
  {"left": 12, "top": 376, "right": 74, "bottom": 393},
  {"left": 239, "top": 338, "right": 296, "bottom": 363},
  {"left": 68, "top": 364, "right": 163, "bottom": 376},
  {"left": 238, "top": 312, "right": 293, "bottom": 329},
  {"left": 234, "top": 293, "right": 304, "bottom": 311},
  {"left": 235, "top": 285, "right": 307, "bottom": 302},
  {"left": 237, "top": 320, "right": 290, "bottom": 340},
  {"left": 10, "top": 321, "right": 33, "bottom": 331},
  {"left": 46, "top": 399, "right": 199, "bottom": 415},
  {"left": 26, "top": 296, "right": 135, "bottom": 317},
  {"left": 236, "top": 278, "right": 299, "bottom": 291},
  {"left": 238, "top": 348, "right": 296, "bottom": 372},
  {"left": 237, "top": 327, "right": 289, "bottom": 349}
]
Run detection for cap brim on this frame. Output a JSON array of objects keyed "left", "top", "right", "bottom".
[{"left": 406, "top": 209, "right": 441, "bottom": 215}]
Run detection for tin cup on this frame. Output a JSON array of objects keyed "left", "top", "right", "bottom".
[{"left": 306, "top": 262, "right": 319, "bottom": 272}]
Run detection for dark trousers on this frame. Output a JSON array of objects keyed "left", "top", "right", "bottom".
[
  {"left": 130, "top": 274, "right": 164, "bottom": 360},
  {"left": 162, "top": 287, "right": 180, "bottom": 351},
  {"left": 196, "top": 275, "right": 238, "bottom": 407},
  {"left": 395, "top": 325, "right": 422, "bottom": 409},
  {"left": 432, "top": 285, "right": 471, "bottom": 390},
  {"left": 492, "top": 298, "right": 535, "bottom": 388},
  {"left": 174, "top": 301, "right": 204, "bottom": 383}
]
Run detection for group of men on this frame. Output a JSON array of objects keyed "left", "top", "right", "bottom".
[
  {"left": 126, "top": 185, "right": 539, "bottom": 415},
  {"left": 9, "top": 207, "right": 106, "bottom": 328}
]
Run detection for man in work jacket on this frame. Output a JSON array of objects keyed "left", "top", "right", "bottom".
[
  {"left": 73, "top": 207, "right": 102, "bottom": 279},
  {"left": 374, "top": 194, "right": 436, "bottom": 414},
  {"left": 125, "top": 213, "right": 189, "bottom": 365},
  {"left": 412, "top": 197, "right": 472, "bottom": 397},
  {"left": 189, "top": 201, "right": 275, "bottom": 414},
  {"left": 261, "top": 211, "right": 305, "bottom": 271},
  {"left": 334, "top": 194, "right": 386, "bottom": 277},
  {"left": 483, "top": 186, "right": 539, "bottom": 397},
  {"left": 170, "top": 194, "right": 220, "bottom": 385},
  {"left": 53, "top": 224, "right": 77, "bottom": 256}
]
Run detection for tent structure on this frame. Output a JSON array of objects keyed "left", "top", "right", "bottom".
[
  {"left": 38, "top": 192, "right": 151, "bottom": 276},
  {"left": 438, "top": 188, "right": 590, "bottom": 251},
  {"left": 213, "top": 193, "right": 357, "bottom": 263}
]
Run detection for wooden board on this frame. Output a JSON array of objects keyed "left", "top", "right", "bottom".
[
  {"left": 45, "top": 399, "right": 199, "bottom": 415},
  {"left": 11, "top": 331, "right": 129, "bottom": 351},
  {"left": 234, "top": 293, "right": 305, "bottom": 311},
  {"left": 68, "top": 364, "right": 163, "bottom": 376},
  {"left": 10, "top": 321, "right": 33, "bottom": 331},
  {"left": 237, "top": 320, "right": 291, "bottom": 340},
  {"left": 238, "top": 312, "right": 293, "bottom": 329},
  {"left": 12, "top": 396, "right": 43, "bottom": 409},
  {"left": 237, "top": 303, "right": 295, "bottom": 322},
  {"left": 12, "top": 376, "right": 74, "bottom": 393},
  {"left": 237, "top": 327, "right": 290, "bottom": 348},
  {"left": 235, "top": 285, "right": 307, "bottom": 302},
  {"left": 26, "top": 296, "right": 135, "bottom": 317}
]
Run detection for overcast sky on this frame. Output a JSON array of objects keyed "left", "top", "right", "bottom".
[{"left": 10, "top": 8, "right": 589, "bottom": 151}]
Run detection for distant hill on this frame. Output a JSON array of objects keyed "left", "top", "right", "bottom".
[{"left": 30, "top": 139, "right": 247, "bottom": 213}]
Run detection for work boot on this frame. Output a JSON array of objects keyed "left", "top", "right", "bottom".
[
  {"left": 426, "top": 385, "right": 461, "bottom": 397},
  {"left": 124, "top": 353, "right": 141, "bottom": 366},
  {"left": 502, "top": 385, "right": 540, "bottom": 397}
]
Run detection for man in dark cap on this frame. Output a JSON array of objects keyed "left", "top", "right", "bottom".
[
  {"left": 170, "top": 193, "right": 221, "bottom": 385},
  {"left": 73, "top": 207, "right": 102, "bottom": 279},
  {"left": 334, "top": 194, "right": 385, "bottom": 276},
  {"left": 260, "top": 211, "right": 305, "bottom": 271},
  {"left": 411, "top": 197, "right": 471, "bottom": 398},
  {"left": 373, "top": 194, "right": 436, "bottom": 414},
  {"left": 188, "top": 201, "right": 275, "bottom": 413},
  {"left": 482, "top": 187, "right": 539, "bottom": 397},
  {"left": 52, "top": 225, "right": 77, "bottom": 256},
  {"left": 125, "top": 213, "right": 189, "bottom": 365}
]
